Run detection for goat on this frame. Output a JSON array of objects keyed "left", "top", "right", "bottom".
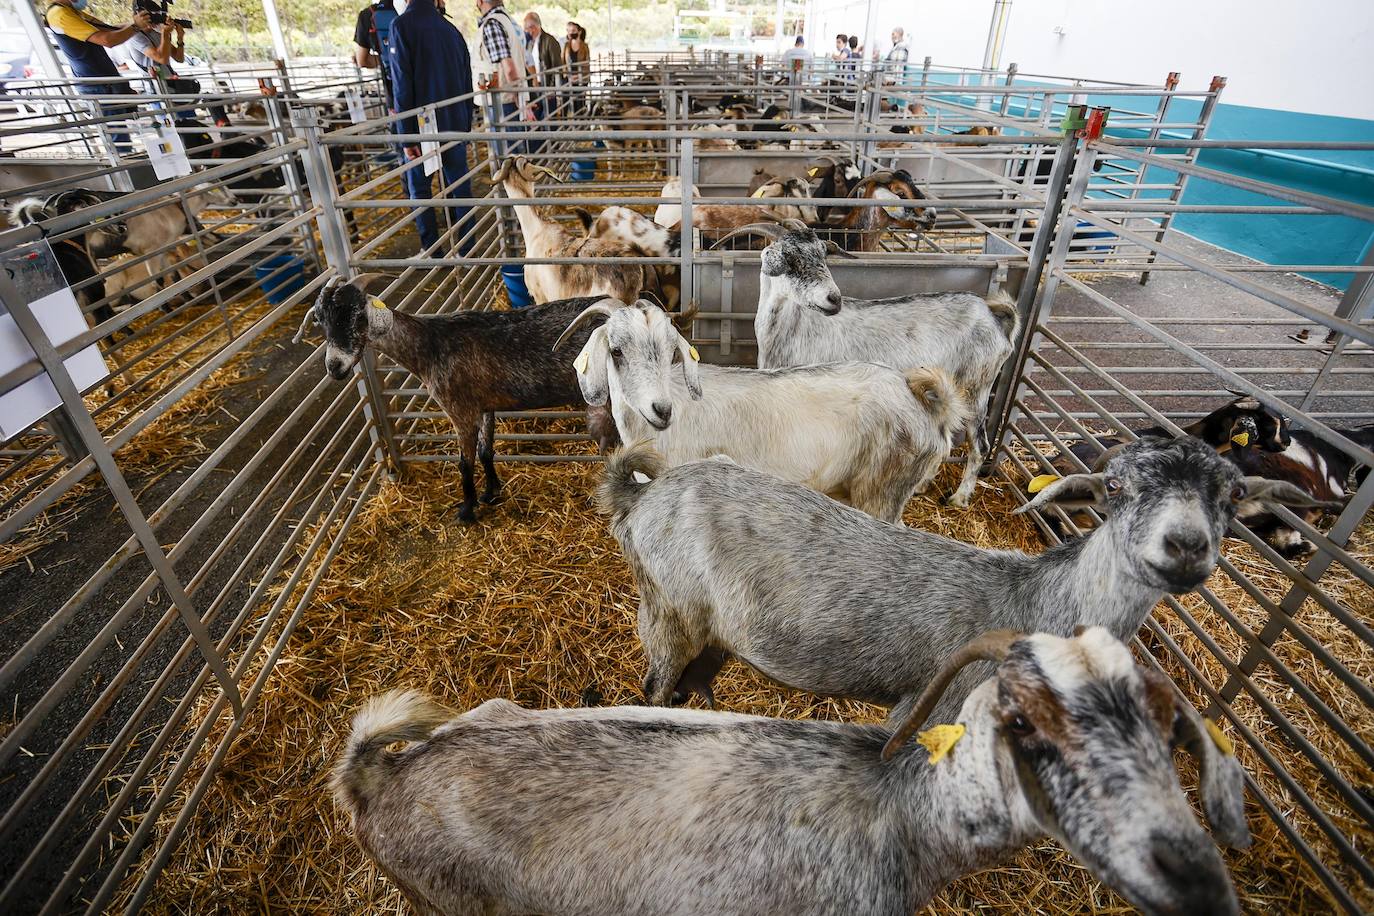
[
  {"left": 812, "top": 169, "right": 937, "bottom": 251},
  {"left": 652, "top": 176, "right": 811, "bottom": 243},
  {"left": 805, "top": 155, "right": 862, "bottom": 221},
  {"left": 334, "top": 627, "right": 1249, "bottom": 916},
  {"left": 494, "top": 157, "right": 648, "bottom": 305},
  {"left": 50, "top": 237, "right": 114, "bottom": 335},
  {"left": 572, "top": 206, "right": 680, "bottom": 309},
  {"left": 602, "top": 103, "right": 664, "bottom": 154},
  {"left": 1226, "top": 415, "right": 1371, "bottom": 557},
  {"left": 557, "top": 299, "right": 968, "bottom": 523},
  {"left": 102, "top": 242, "right": 201, "bottom": 314},
  {"left": 301, "top": 275, "right": 620, "bottom": 523},
  {"left": 689, "top": 122, "right": 740, "bottom": 151},
  {"left": 601, "top": 436, "right": 1327, "bottom": 721},
  {"left": 724, "top": 222, "right": 1012, "bottom": 507}
]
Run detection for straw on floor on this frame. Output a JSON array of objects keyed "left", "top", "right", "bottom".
[{"left": 106, "top": 447, "right": 1367, "bottom": 914}]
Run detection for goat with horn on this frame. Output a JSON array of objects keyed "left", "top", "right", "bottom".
[{"left": 334, "top": 627, "right": 1248, "bottom": 916}]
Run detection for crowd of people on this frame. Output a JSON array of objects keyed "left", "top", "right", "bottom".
[{"left": 351, "top": 0, "right": 591, "bottom": 253}]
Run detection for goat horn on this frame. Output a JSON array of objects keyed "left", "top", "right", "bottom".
[
  {"left": 823, "top": 240, "right": 858, "bottom": 259},
  {"left": 780, "top": 218, "right": 809, "bottom": 233},
  {"left": 532, "top": 163, "right": 563, "bottom": 183},
  {"left": 552, "top": 297, "right": 622, "bottom": 352},
  {"left": 1090, "top": 440, "right": 1130, "bottom": 473},
  {"left": 672, "top": 300, "right": 699, "bottom": 328},
  {"left": 710, "top": 222, "right": 785, "bottom": 249},
  {"left": 881, "top": 629, "right": 1024, "bottom": 762},
  {"left": 346, "top": 272, "right": 391, "bottom": 295}
]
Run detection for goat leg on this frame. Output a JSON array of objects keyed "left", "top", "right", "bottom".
[
  {"left": 477, "top": 411, "right": 503, "bottom": 505},
  {"left": 671, "top": 646, "right": 727, "bottom": 708},
  {"left": 453, "top": 423, "right": 481, "bottom": 524}
]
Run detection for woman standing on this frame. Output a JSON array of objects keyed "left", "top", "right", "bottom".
[{"left": 563, "top": 21, "right": 590, "bottom": 113}]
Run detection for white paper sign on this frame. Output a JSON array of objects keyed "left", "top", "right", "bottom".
[
  {"left": 0, "top": 286, "right": 112, "bottom": 440},
  {"left": 345, "top": 88, "right": 367, "bottom": 124},
  {"left": 140, "top": 126, "right": 192, "bottom": 180},
  {"left": 418, "top": 105, "right": 440, "bottom": 176}
]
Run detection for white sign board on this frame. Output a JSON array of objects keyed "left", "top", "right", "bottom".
[
  {"left": 418, "top": 105, "right": 440, "bottom": 176},
  {"left": 0, "top": 286, "right": 111, "bottom": 441},
  {"left": 140, "top": 125, "right": 192, "bottom": 180},
  {"left": 345, "top": 88, "right": 367, "bottom": 125}
]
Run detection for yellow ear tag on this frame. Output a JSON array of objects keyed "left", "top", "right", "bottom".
[
  {"left": 573, "top": 351, "right": 591, "bottom": 375},
  {"left": 1230, "top": 431, "right": 1249, "bottom": 447},
  {"left": 750, "top": 186, "right": 767, "bottom": 199},
  {"left": 1027, "top": 473, "right": 1060, "bottom": 494},
  {"left": 369, "top": 296, "right": 388, "bottom": 310},
  {"left": 688, "top": 345, "right": 700, "bottom": 362},
  {"left": 807, "top": 166, "right": 820, "bottom": 176},
  {"left": 1203, "top": 718, "right": 1235, "bottom": 757},
  {"left": 916, "top": 723, "right": 966, "bottom": 765}
]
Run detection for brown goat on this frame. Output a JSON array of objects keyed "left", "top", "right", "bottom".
[{"left": 814, "top": 169, "right": 937, "bottom": 252}]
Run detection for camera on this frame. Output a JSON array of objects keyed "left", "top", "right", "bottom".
[{"left": 134, "top": 0, "right": 193, "bottom": 29}]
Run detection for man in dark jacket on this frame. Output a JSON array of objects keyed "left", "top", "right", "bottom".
[{"left": 388, "top": 0, "right": 475, "bottom": 254}]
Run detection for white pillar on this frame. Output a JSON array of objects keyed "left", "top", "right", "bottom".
[
  {"left": 10, "top": 0, "right": 66, "bottom": 81},
  {"left": 261, "top": 0, "right": 291, "bottom": 62}
]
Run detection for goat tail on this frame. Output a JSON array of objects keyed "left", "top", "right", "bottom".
[
  {"left": 597, "top": 440, "right": 665, "bottom": 520},
  {"left": 985, "top": 289, "right": 1021, "bottom": 343},
  {"left": 9, "top": 197, "right": 52, "bottom": 228},
  {"left": 905, "top": 366, "right": 968, "bottom": 431},
  {"left": 332, "top": 689, "right": 453, "bottom": 815}
]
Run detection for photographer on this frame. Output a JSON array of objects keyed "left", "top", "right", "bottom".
[
  {"left": 43, "top": 0, "right": 147, "bottom": 148},
  {"left": 119, "top": 2, "right": 228, "bottom": 126}
]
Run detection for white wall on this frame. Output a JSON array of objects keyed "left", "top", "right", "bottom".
[{"left": 809, "top": 0, "right": 1374, "bottom": 121}]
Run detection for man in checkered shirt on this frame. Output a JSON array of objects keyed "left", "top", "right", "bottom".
[{"left": 475, "top": 0, "right": 534, "bottom": 145}]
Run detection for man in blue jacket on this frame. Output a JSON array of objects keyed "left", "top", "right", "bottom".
[{"left": 389, "top": 0, "right": 475, "bottom": 254}]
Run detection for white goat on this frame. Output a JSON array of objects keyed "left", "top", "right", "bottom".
[
  {"left": 727, "top": 222, "right": 1018, "bottom": 507},
  {"left": 334, "top": 628, "right": 1248, "bottom": 916},
  {"left": 555, "top": 299, "right": 968, "bottom": 523}
]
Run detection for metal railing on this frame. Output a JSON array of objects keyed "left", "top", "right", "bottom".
[{"left": 0, "top": 55, "right": 1369, "bottom": 914}]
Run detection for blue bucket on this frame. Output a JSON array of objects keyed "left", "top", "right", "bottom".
[
  {"left": 571, "top": 158, "right": 597, "bottom": 181},
  {"left": 254, "top": 254, "right": 306, "bottom": 304},
  {"left": 1075, "top": 220, "right": 1115, "bottom": 252},
  {"left": 502, "top": 264, "right": 533, "bottom": 308}
]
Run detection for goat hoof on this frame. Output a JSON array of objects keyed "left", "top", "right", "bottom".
[
  {"left": 479, "top": 490, "right": 503, "bottom": 506},
  {"left": 944, "top": 493, "right": 972, "bottom": 509},
  {"left": 456, "top": 506, "right": 478, "bottom": 524},
  {"left": 580, "top": 684, "right": 604, "bottom": 706}
]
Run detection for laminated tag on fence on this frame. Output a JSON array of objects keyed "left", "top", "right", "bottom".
[
  {"left": 0, "top": 242, "right": 113, "bottom": 440},
  {"left": 139, "top": 125, "right": 192, "bottom": 180},
  {"left": 418, "top": 105, "right": 440, "bottom": 176},
  {"left": 345, "top": 88, "right": 367, "bottom": 124}
]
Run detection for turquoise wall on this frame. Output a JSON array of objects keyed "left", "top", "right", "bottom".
[{"left": 918, "top": 75, "right": 1374, "bottom": 290}]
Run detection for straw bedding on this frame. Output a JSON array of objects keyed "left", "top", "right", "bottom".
[{"left": 108, "top": 443, "right": 1369, "bottom": 914}]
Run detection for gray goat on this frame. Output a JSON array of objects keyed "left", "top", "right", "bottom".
[
  {"left": 600, "top": 436, "right": 1327, "bottom": 720},
  {"left": 725, "top": 222, "right": 1018, "bottom": 507},
  {"left": 334, "top": 627, "right": 1248, "bottom": 916}
]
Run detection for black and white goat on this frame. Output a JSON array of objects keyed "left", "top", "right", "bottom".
[
  {"left": 300, "top": 275, "right": 620, "bottom": 523},
  {"left": 335, "top": 627, "right": 1248, "bottom": 916}
]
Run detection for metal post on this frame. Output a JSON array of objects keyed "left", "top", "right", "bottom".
[
  {"left": 998, "top": 62, "right": 1018, "bottom": 118},
  {"left": 679, "top": 137, "right": 695, "bottom": 314},
  {"left": 1139, "top": 75, "right": 1226, "bottom": 284},
  {"left": 0, "top": 267, "right": 243, "bottom": 718},
  {"left": 261, "top": 0, "right": 291, "bottom": 62},
  {"left": 293, "top": 109, "right": 406, "bottom": 478},
  {"left": 985, "top": 130, "right": 1082, "bottom": 451},
  {"left": 921, "top": 55, "right": 932, "bottom": 89},
  {"left": 1322, "top": 236, "right": 1374, "bottom": 345},
  {"left": 13, "top": 0, "right": 65, "bottom": 83},
  {"left": 1124, "top": 71, "right": 1180, "bottom": 239},
  {"left": 267, "top": 96, "right": 321, "bottom": 273}
]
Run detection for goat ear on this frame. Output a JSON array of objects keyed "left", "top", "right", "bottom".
[
  {"left": 1170, "top": 703, "right": 1252, "bottom": 849},
  {"left": 572, "top": 326, "right": 611, "bottom": 407},
  {"left": 760, "top": 247, "right": 786, "bottom": 276},
  {"left": 1239, "top": 477, "right": 1343, "bottom": 512},
  {"left": 823, "top": 240, "right": 856, "bottom": 259},
  {"left": 674, "top": 332, "right": 703, "bottom": 400},
  {"left": 1013, "top": 473, "right": 1106, "bottom": 515}
]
